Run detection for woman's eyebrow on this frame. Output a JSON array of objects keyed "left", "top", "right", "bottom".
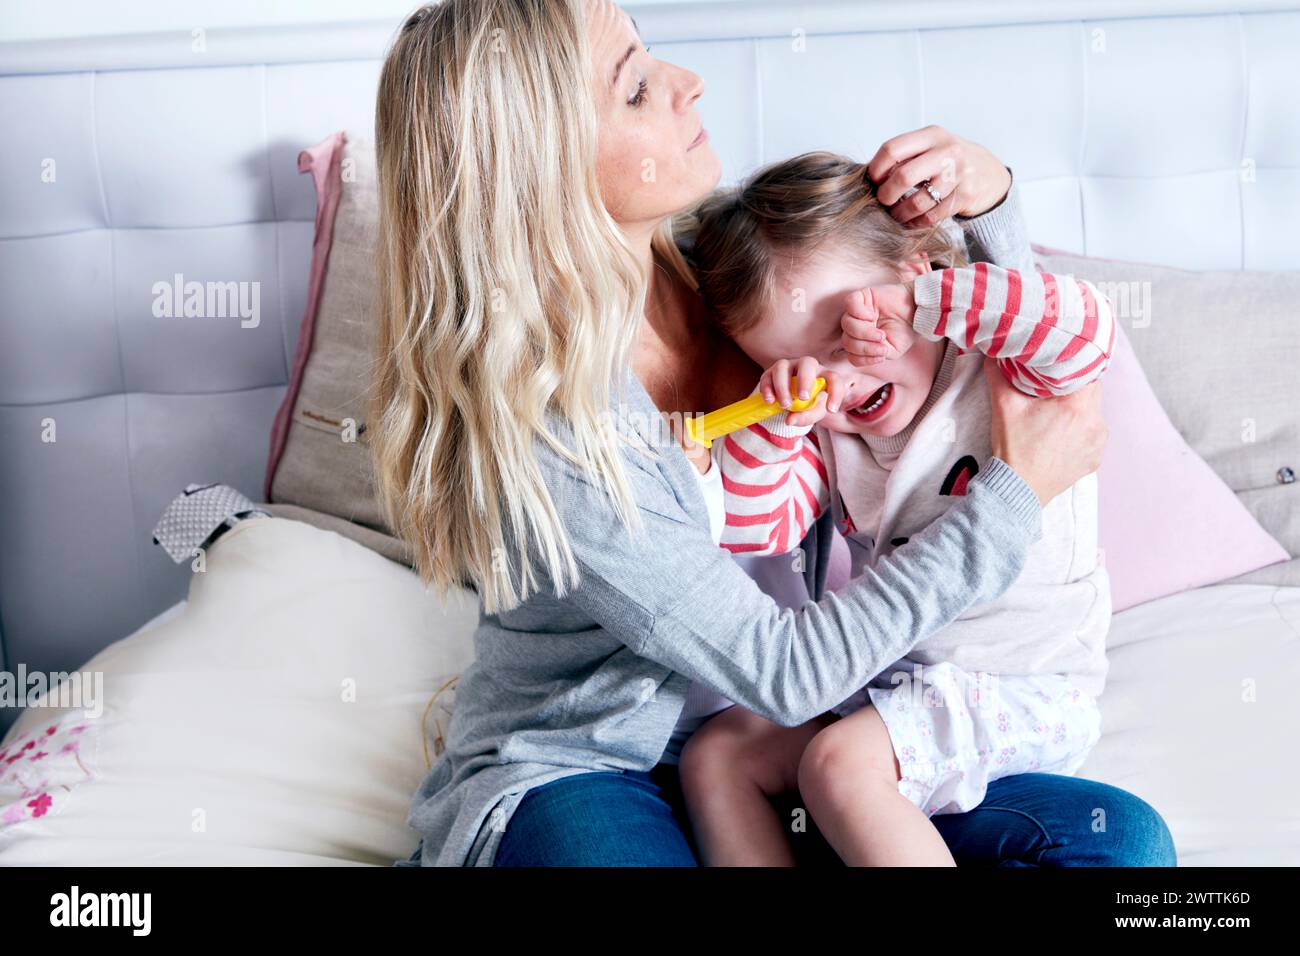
[
  {"left": 611, "top": 14, "right": 647, "bottom": 92},
  {"left": 610, "top": 41, "right": 638, "bottom": 90}
]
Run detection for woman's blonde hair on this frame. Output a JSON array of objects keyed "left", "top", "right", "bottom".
[
  {"left": 687, "top": 151, "right": 966, "bottom": 337},
  {"left": 371, "top": 0, "right": 693, "bottom": 613}
]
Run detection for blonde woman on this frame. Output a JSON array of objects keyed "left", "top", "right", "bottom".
[{"left": 372, "top": 0, "right": 1175, "bottom": 867}]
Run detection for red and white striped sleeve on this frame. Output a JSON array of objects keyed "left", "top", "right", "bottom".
[
  {"left": 912, "top": 262, "right": 1116, "bottom": 397},
  {"left": 715, "top": 413, "right": 831, "bottom": 556}
]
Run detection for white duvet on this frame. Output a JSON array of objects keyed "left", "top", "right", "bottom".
[
  {"left": 0, "top": 517, "right": 477, "bottom": 866},
  {"left": 1079, "top": 582, "right": 1300, "bottom": 866},
  {"left": 1, "top": 517, "right": 1296, "bottom": 865}
]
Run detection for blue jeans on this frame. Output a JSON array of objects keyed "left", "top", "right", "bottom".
[{"left": 493, "top": 764, "right": 1176, "bottom": 867}]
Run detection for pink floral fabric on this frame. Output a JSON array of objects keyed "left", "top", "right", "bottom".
[{"left": 0, "top": 717, "right": 97, "bottom": 829}]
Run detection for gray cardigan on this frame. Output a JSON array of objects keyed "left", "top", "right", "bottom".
[{"left": 408, "top": 184, "right": 1043, "bottom": 867}]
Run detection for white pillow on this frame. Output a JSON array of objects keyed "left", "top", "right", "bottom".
[{"left": 0, "top": 517, "right": 477, "bottom": 865}]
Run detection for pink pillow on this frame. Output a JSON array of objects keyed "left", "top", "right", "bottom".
[{"left": 1098, "top": 325, "right": 1287, "bottom": 610}]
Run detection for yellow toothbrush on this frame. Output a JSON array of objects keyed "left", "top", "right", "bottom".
[{"left": 684, "top": 376, "right": 826, "bottom": 448}]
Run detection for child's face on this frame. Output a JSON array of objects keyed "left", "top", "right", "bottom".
[{"left": 734, "top": 244, "right": 945, "bottom": 438}]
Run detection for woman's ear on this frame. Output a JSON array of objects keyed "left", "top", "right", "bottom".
[{"left": 895, "top": 253, "right": 932, "bottom": 282}]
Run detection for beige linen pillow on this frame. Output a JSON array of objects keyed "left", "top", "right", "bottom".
[
  {"left": 1036, "top": 249, "right": 1298, "bottom": 585},
  {"left": 263, "top": 133, "right": 411, "bottom": 567}
]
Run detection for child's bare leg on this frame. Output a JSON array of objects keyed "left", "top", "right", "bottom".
[
  {"left": 680, "top": 707, "right": 830, "bottom": 866},
  {"left": 798, "top": 706, "right": 955, "bottom": 866}
]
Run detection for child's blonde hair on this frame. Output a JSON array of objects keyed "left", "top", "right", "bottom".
[{"left": 686, "top": 151, "right": 967, "bottom": 337}]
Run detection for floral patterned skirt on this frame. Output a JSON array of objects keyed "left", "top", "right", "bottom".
[{"left": 831, "top": 660, "right": 1101, "bottom": 817}]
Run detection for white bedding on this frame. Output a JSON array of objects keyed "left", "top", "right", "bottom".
[
  {"left": 0, "top": 517, "right": 478, "bottom": 866},
  {"left": 1080, "top": 583, "right": 1300, "bottom": 866},
  {"left": 2, "top": 516, "right": 1296, "bottom": 865}
]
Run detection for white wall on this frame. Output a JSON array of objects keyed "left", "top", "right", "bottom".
[{"left": 0, "top": 0, "right": 723, "bottom": 44}]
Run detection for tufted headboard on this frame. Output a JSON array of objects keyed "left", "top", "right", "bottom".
[{"left": 1, "top": 0, "right": 1298, "bottom": 731}]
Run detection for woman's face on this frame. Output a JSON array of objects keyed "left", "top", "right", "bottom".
[{"left": 587, "top": 0, "right": 721, "bottom": 233}]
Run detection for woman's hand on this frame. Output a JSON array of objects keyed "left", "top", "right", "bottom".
[
  {"left": 985, "top": 360, "right": 1108, "bottom": 506},
  {"left": 759, "top": 356, "right": 850, "bottom": 428},
  {"left": 868, "top": 126, "right": 1012, "bottom": 226},
  {"left": 840, "top": 284, "right": 918, "bottom": 367}
]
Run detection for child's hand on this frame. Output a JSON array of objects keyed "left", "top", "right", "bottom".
[
  {"left": 758, "top": 356, "right": 850, "bottom": 428},
  {"left": 841, "top": 283, "right": 918, "bottom": 367}
]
